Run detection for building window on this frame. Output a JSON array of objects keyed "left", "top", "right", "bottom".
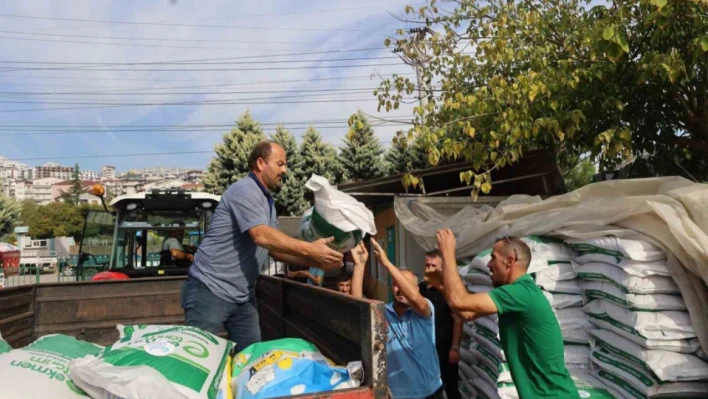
[{"left": 25, "top": 239, "right": 48, "bottom": 248}]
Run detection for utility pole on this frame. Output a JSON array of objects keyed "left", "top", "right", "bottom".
[{"left": 393, "top": 26, "right": 433, "bottom": 123}]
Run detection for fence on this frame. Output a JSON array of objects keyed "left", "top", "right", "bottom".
[{"left": 0, "top": 262, "right": 43, "bottom": 288}]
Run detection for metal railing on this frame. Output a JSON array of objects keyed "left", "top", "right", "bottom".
[{"left": 0, "top": 262, "right": 42, "bottom": 288}]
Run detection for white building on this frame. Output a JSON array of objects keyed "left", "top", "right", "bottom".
[
  {"left": 35, "top": 162, "right": 73, "bottom": 180},
  {"left": 100, "top": 165, "right": 116, "bottom": 180},
  {"left": 80, "top": 170, "right": 99, "bottom": 180},
  {"left": 31, "top": 178, "right": 63, "bottom": 205},
  {"left": 0, "top": 157, "right": 34, "bottom": 180}
]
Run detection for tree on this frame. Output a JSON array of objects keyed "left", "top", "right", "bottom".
[
  {"left": 59, "top": 163, "right": 83, "bottom": 205},
  {"left": 203, "top": 110, "right": 266, "bottom": 194},
  {"left": 564, "top": 157, "right": 596, "bottom": 191},
  {"left": 368, "top": 0, "right": 708, "bottom": 194},
  {"left": 270, "top": 125, "right": 310, "bottom": 216},
  {"left": 297, "top": 126, "right": 345, "bottom": 185},
  {"left": 385, "top": 131, "right": 429, "bottom": 174},
  {"left": 0, "top": 194, "right": 21, "bottom": 238},
  {"left": 341, "top": 111, "right": 387, "bottom": 182},
  {"left": 20, "top": 201, "right": 86, "bottom": 240}
]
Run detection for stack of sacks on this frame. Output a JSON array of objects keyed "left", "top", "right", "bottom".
[{"left": 567, "top": 236, "right": 708, "bottom": 398}]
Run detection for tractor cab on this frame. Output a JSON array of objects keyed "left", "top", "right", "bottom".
[{"left": 74, "top": 185, "right": 220, "bottom": 281}]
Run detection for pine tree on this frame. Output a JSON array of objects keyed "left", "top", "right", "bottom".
[
  {"left": 298, "top": 126, "right": 345, "bottom": 185},
  {"left": 270, "top": 125, "right": 309, "bottom": 216},
  {"left": 203, "top": 111, "right": 266, "bottom": 194},
  {"left": 340, "top": 111, "right": 387, "bottom": 183},
  {"left": 385, "top": 131, "right": 429, "bottom": 174},
  {"left": 60, "top": 164, "right": 83, "bottom": 206}
]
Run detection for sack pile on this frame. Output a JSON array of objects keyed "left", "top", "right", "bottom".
[
  {"left": 456, "top": 236, "right": 604, "bottom": 399},
  {"left": 568, "top": 236, "right": 708, "bottom": 398}
]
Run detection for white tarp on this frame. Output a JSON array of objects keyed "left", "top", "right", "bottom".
[{"left": 394, "top": 177, "right": 708, "bottom": 352}]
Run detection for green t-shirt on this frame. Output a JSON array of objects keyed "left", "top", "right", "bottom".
[{"left": 488, "top": 274, "right": 579, "bottom": 399}]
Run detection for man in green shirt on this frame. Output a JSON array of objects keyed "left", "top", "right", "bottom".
[{"left": 431, "top": 229, "right": 579, "bottom": 399}]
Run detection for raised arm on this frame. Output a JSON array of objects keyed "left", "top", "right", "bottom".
[
  {"left": 350, "top": 242, "right": 368, "bottom": 298},
  {"left": 371, "top": 240, "right": 431, "bottom": 318}
]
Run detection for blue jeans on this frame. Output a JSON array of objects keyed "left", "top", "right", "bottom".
[{"left": 180, "top": 276, "right": 261, "bottom": 353}]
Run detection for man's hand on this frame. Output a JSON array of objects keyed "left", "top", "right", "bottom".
[
  {"left": 370, "top": 240, "right": 391, "bottom": 266},
  {"left": 424, "top": 267, "right": 444, "bottom": 291},
  {"left": 436, "top": 229, "right": 456, "bottom": 257},
  {"left": 448, "top": 348, "right": 461, "bottom": 364},
  {"left": 351, "top": 242, "right": 368, "bottom": 267},
  {"left": 309, "top": 237, "right": 344, "bottom": 270}
]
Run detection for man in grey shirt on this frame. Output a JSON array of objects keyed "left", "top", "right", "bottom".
[{"left": 181, "top": 141, "right": 343, "bottom": 352}]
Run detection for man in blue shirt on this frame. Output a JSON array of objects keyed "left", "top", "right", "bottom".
[
  {"left": 351, "top": 241, "right": 443, "bottom": 399},
  {"left": 181, "top": 141, "right": 344, "bottom": 352}
]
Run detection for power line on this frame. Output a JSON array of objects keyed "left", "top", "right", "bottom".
[
  {"left": 0, "top": 13, "right": 392, "bottom": 33},
  {"left": 0, "top": 87, "right": 380, "bottom": 96},
  {"left": 0, "top": 56, "right": 398, "bottom": 66},
  {"left": 0, "top": 62, "right": 403, "bottom": 73},
  {"left": 0, "top": 117, "right": 413, "bottom": 128}
]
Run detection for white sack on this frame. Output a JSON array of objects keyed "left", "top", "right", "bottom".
[
  {"left": 583, "top": 300, "right": 699, "bottom": 353},
  {"left": 543, "top": 291, "right": 584, "bottom": 309},
  {"left": 458, "top": 377, "right": 478, "bottom": 399},
  {"left": 574, "top": 252, "right": 670, "bottom": 277},
  {"left": 392, "top": 177, "right": 708, "bottom": 353},
  {"left": 473, "top": 316, "right": 499, "bottom": 335},
  {"left": 538, "top": 278, "right": 582, "bottom": 295},
  {"left": 581, "top": 280, "right": 687, "bottom": 311},
  {"left": 462, "top": 269, "right": 493, "bottom": 286},
  {"left": 497, "top": 384, "right": 518, "bottom": 399},
  {"left": 466, "top": 283, "right": 493, "bottom": 293},
  {"left": 472, "top": 363, "right": 498, "bottom": 388},
  {"left": 470, "top": 324, "right": 505, "bottom": 362},
  {"left": 554, "top": 307, "right": 592, "bottom": 344},
  {"left": 460, "top": 346, "right": 477, "bottom": 367},
  {"left": 590, "top": 329, "right": 708, "bottom": 382},
  {"left": 497, "top": 362, "right": 512, "bottom": 383},
  {"left": 566, "top": 236, "right": 665, "bottom": 261},
  {"left": 535, "top": 261, "right": 576, "bottom": 285},
  {"left": 565, "top": 344, "right": 591, "bottom": 369},
  {"left": 574, "top": 261, "right": 680, "bottom": 294},
  {"left": 590, "top": 348, "right": 708, "bottom": 398},
  {"left": 569, "top": 370, "right": 624, "bottom": 399},
  {"left": 469, "top": 236, "right": 574, "bottom": 274},
  {"left": 458, "top": 361, "right": 478, "bottom": 383},
  {"left": 470, "top": 342, "right": 502, "bottom": 372}
]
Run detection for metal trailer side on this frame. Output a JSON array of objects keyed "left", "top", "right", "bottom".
[{"left": 0, "top": 275, "right": 389, "bottom": 399}]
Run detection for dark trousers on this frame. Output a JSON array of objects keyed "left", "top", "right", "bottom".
[
  {"left": 439, "top": 353, "right": 460, "bottom": 399},
  {"left": 180, "top": 276, "right": 261, "bottom": 353}
]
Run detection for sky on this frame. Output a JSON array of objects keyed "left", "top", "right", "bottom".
[{"left": 0, "top": 0, "right": 422, "bottom": 173}]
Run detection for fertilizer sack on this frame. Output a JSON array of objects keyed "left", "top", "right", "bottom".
[
  {"left": 297, "top": 174, "right": 376, "bottom": 252},
  {"left": 566, "top": 236, "right": 665, "bottom": 261},
  {"left": 564, "top": 344, "right": 591, "bottom": 369},
  {"left": 542, "top": 291, "right": 584, "bottom": 309},
  {"left": 462, "top": 268, "right": 493, "bottom": 286},
  {"left": 470, "top": 323, "right": 505, "bottom": 362},
  {"left": 0, "top": 330, "right": 10, "bottom": 354},
  {"left": 534, "top": 261, "right": 576, "bottom": 285},
  {"left": 569, "top": 370, "right": 623, "bottom": 399},
  {"left": 69, "top": 324, "right": 233, "bottom": 399},
  {"left": 583, "top": 300, "right": 699, "bottom": 353},
  {"left": 590, "top": 348, "right": 708, "bottom": 398},
  {"left": 573, "top": 261, "right": 679, "bottom": 294},
  {"left": 553, "top": 307, "right": 592, "bottom": 344},
  {"left": 468, "top": 236, "right": 574, "bottom": 274},
  {"left": 589, "top": 329, "right": 708, "bottom": 382},
  {"left": 231, "top": 338, "right": 362, "bottom": 399},
  {"left": 0, "top": 334, "right": 102, "bottom": 399},
  {"left": 573, "top": 253, "right": 669, "bottom": 277},
  {"left": 537, "top": 278, "right": 582, "bottom": 295},
  {"left": 580, "top": 280, "right": 687, "bottom": 311}
]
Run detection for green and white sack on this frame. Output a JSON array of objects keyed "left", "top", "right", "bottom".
[
  {"left": 553, "top": 307, "right": 592, "bottom": 344},
  {"left": 473, "top": 316, "right": 499, "bottom": 335},
  {"left": 569, "top": 370, "right": 623, "bottom": 399},
  {"left": 472, "top": 362, "right": 499, "bottom": 389},
  {"left": 574, "top": 262, "right": 679, "bottom": 294},
  {"left": 537, "top": 278, "right": 582, "bottom": 295},
  {"left": 466, "top": 283, "right": 494, "bottom": 293},
  {"left": 497, "top": 362, "right": 512, "bottom": 383},
  {"left": 470, "top": 236, "right": 574, "bottom": 274},
  {"left": 589, "top": 329, "right": 708, "bottom": 382},
  {"left": 0, "top": 330, "right": 11, "bottom": 354},
  {"left": 497, "top": 383, "right": 518, "bottom": 399},
  {"left": 566, "top": 236, "right": 665, "bottom": 261},
  {"left": 469, "top": 249, "right": 492, "bottom": 272},
  {"left": 535, "top": 261, "right": 576, "bottom": 285},
  {"left": 471, "top": 323, "right": 505, "bottom": 362},
  {"left": 581, "top": 280, "right": 687, "bottom": 311},
  {"left": 69, "top": 325, "right": 233, "bottom": 399},
  {"left": 0, "top": 334, "right": 102, "bottom": 399},
  {"left": 590, "top": 348, "right": 708, "bottom": 398},
  {"left": 459, "top": 360, "right": 478, "bottom": 382},
  {"left": 470, "top": 342, "right": 502, "bottom": 372},
  {"left": 458, "top": 376, "right": 478, "bottom": 399},
  {"left": 583, "top": 300, "right": 699, "bottom": 353},
  {"left": 543, "top": 291, "right": 584, "bottom": 309},
  {"left": 573, "top": 253, "right": 669, "bottom": 277},
  {"left": 565, "top": 344, "right": 591, "bottom": 369},
  {"left": 297, "top": 174, "right": 376, "bottom": 253},
  {"left": 460, "top": 346, "right": 477, "bottom": 366},
  {"left": 462, "top": 268, "right": 493, "bottom": 286}
]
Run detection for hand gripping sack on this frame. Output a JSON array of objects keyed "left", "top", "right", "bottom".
[
  {"left": 0, "top": 334, "right": 103, "bottom": 399},
  {"left": 297, "top": 174, "right": 376, "bottom": 252},
  {"left": 69, "top": 325, "right": 233, "bottom": 399},
  {"left": 231, "top": 338, "right": 363, "bottom": 399}
]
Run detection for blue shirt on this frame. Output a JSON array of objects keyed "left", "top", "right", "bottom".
[
  {"left": 189, "top": 173, "right": 278, "bottom": 303},
  {"left": 306, "top": 267, "right": 325, "bottom": 286},
  {"left": 385, "top": 299, "right": 442, "bottom": 399}
]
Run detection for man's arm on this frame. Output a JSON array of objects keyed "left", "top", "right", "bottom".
[
  {"left": 169, "top": 248, "right": 194, "bottom": 261},
  {"left": 270, "top": 251, "right": 311, "bottom": 268},
  {"left": 351, "top": 243, "right": 368, "bottom": 298},
  {"left": 371, "top": 240, "right": 431, "bottom": 318},
  {"left": 436, "top": 229, "right": 498, "bottom": 318},
  {"left": 449, "top": 314, "right": 463, "bottom": 364},
  {"left": 250, "top": 225, "right": 343, "bottom": 270}
]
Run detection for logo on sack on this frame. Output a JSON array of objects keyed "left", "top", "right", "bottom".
[{"left": 144, "top": 340, "right": 176, "bottom": 356}]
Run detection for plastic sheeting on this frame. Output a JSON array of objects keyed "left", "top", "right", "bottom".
[{"left": 394, "top": 176, "right": 708, "bottom": 353}]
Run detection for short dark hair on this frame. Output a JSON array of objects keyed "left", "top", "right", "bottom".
[
  {"left": 248, "top": 141, "right": 275, "bottom": 170},
  {"left": 338, "top": 274, "right": 352, "bottom": 283},
  {"left": 494, "top": 236, "right": 532, "bottom": 270},
  {"left": 425, "top": 249, "right": 442, "bottom": 259}
]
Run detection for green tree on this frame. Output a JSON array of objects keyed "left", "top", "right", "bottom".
[
  {"left": 368, "top": 0, "right": 708, "bottom": 194},
  {"left": 59, "top": 163, "right": 83, "bottom": 205},
  {"left": 385, "top": 131, "right": 429, "bottom": 174},
  {"left": 341, "top": 111, "right": 387, "bottom": 182},
  {"left": 203, "top": 110, "right": 266, "bottom": 194},
  {"left": 0, "top": 194, "right": 21, "bottom": 238},
  {"left": 564, "top": 157, "right": 596, "bottom": 191},
  {"left": 21, "top": 201, "right": 86, "bottom": 240},
  {"left": 298, "top": 126, "right": 345, "bottom": 185},
  {"left": 270, "top": 125, "right": 310, "bottom": 216}
]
